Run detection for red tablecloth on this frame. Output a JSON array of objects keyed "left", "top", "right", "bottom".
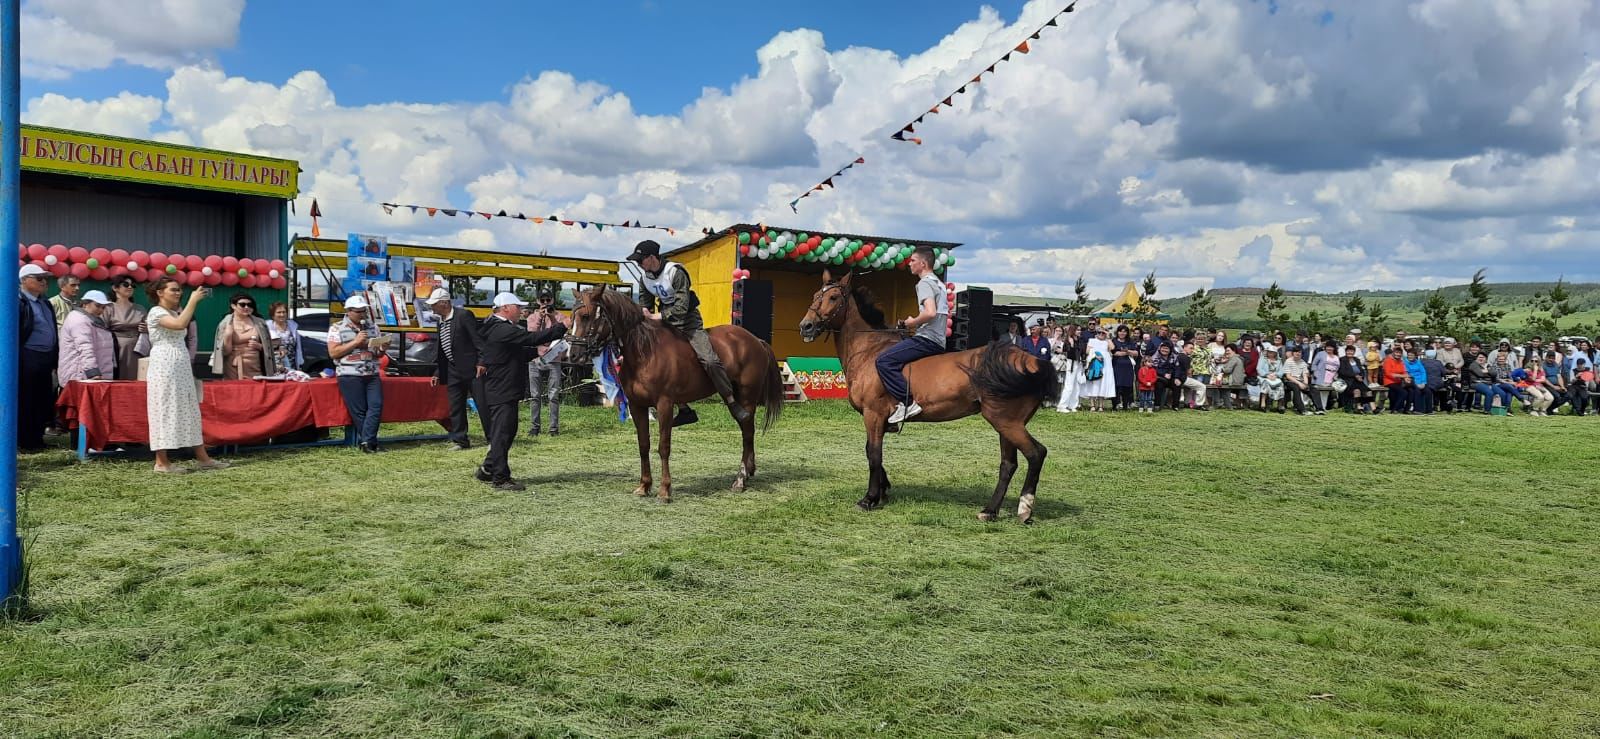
[{"left": 57, "top": 377, "right": 449, "bottom": 450}]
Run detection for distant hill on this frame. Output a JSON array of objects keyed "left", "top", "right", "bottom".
[{"left": 989, "top": 282, "right": 1600, "bottom": 337}]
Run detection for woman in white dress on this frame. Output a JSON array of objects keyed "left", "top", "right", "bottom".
[
  {"left": 146, "top": 276, "right": 228, "bottom": 474},
  {"left": 1054, "top": 324, "right": 1084, "bottom": 413},
  {"left": 1081, "top": 327, "right": 1117, "bottom": 411}
]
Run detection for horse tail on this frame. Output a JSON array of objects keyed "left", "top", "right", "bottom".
[
  {"left": 761, "top": 341, "right": 784, "bottom": 431},
  {"left": 965, "top": 341, "right": 1058, "bottom": 401}
]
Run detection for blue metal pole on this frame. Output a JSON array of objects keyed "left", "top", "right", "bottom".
[{"left": 1, "top": 0, "right": 23, "bottom": 601}]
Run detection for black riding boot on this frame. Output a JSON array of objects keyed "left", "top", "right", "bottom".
[{"left": 706, "top": 362, "right": 752, "bottom": 423}]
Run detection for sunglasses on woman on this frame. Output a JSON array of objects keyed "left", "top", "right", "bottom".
[{"left": 235, "top": 302, "right": 255, "bottom": 309}]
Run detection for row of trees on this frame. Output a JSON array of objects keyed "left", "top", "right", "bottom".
[{"left": 1166, "top": 269, "right": 1586, "bottom": 342}]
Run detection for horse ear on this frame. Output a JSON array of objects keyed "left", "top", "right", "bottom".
[
  {"left": 821, "top": 268, "right": 834, "bottom": 284},
  {"left": 838, "top": 270, "right": 854, "bottom": 287}
]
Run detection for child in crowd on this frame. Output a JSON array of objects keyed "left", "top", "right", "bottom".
[{"left": 1137, "top": 358, "right": 1157, "bottom": 414}]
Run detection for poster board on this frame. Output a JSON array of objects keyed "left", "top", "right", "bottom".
[{"left": 343, "top": 233, "right": 388, "bottom": 298}]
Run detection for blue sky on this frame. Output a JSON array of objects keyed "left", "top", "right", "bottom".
[
  {"left": 17, "top": 0, "right": 1600, "bottom": 298},
  {"left": 38, "top": 0, "right": 1029, "bottom": 114}
]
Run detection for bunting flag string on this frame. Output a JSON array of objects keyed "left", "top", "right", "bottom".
[
  {"left": 890, "top": 0, "right": 1077, "bottom": 145},
  {"left": 376, "top": 202, "right": 679, "bottom": 236},
  {"left": 788, "top": 156, "right": 866, "bottom": 213}
]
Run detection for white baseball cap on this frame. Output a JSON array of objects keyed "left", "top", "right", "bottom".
[
  {"left": 425, "top": 288, "right": 452, "bottom": 304},
  {"left": 344, "top": 294, "right": 370, "bottom": 310},
  {"left": 80, "top": 290, "right": 112, "bottom": 305},
  {"left": 18, "top": 264, "right": 48, "bottom": 279},
  {"left": 492, "top": 292, "right": 527, "bottom": 308}
]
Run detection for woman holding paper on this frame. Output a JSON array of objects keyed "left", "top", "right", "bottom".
[{"left": 328, "top": 294, "right": 387, "bottom": 453}]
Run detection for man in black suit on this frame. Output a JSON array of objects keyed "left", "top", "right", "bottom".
[
  {"left": 475, "top": 292, "right": 567, "bottom": 491},
  {"left": 17, "top": 264, "right": 59, "bottom": 452},
  {"left": 427, "top": 288, "right": 486, "bottom": 450}
]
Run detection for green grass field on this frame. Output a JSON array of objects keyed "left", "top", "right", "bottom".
[{"left": 5, "top": 402, "right": 1600, "bottom": 737}]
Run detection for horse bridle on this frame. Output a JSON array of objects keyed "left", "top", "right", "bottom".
[
  {"left": 568, "top": 298, "right": 616, "bottom": 357},
  {"left": 810, "top": 282, "right": 849, "bottom": 329}
]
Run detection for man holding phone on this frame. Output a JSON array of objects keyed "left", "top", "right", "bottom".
[
  {"left": 329, "top": 294, "right": 386, "bottom": 453},
  {"left": 525, "top": 287, "right": 570, "bottom": 437}
]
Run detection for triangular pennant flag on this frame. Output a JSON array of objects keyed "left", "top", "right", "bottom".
[
  {"left": 910, "top": 137, "right": 923, "bottom": 145},
  {"left": 1064, "top": 1, "right": 1076, "bottom": 12},
  {"left": 928, "top": 105, "right": 940, "bottom": 115},
  {"left": 1046, "top": 16, "right": 1058, "bottom": 26},
  {"left": 822, "top": 177, "right": 834, "bottom": 189},
  {"left": 942, "top": 96, "right": 953, "bottom": 107},
  {"left": 408, "top": 205, "right": 418, "bottom": 213},
  {"left": 442, "top": 209, "right": 457, "bottom": 216},
  {"left": 1015, "top": 40, "right": 1030, "bottom": 54},
  {"left": 561, "top": 220, "right": 573, "bottom": 226},
  {"left": 515, "top": 212, "right": 526, "bottom": 220},
  {"left": 381, "top": 203, "right": 394, "bottom": 215},
  {"left": 532, "top": 216, "right": 544, "bottom": 223},
  {"left": 309, "top": 199, "right": 322, "bottom": 218},
  {"left": 667, "top": 229, "right": 675, "bottom": 236},
  {"left": 481, "top": 212, "right": 493, "bottom": 220},
  {"left": 914, "top": 114, "right": 925, "bottom": 125},
  {"left": 579, "top": 221, "right": 589, "bottom": 229},
  {"left": 496, "top": 210, "right": 508, "bottom": 217},
  {"left": 790, "top": 201, "right": 800, "bottom": 213},
  {"left": 971, "top": 74, "right": 982, "bottom": 85},
  {"left": 595, "top": 223, "right": 604, "bottom": 232},
  {"left": 891, "top": 131, "right": 906, "bottom": 141},
  {"left": 427, "top": 207, "right": 438, "bottom": 216},
  {"left": 1030, "top": 31, "right": 1041, "bottom": 40},
  {"left": 957, "top": 85, "right": 967, "bottom": 94},
  {"left": 1002, "top": 52, "right": 1012, "bottom": 62},
  {"left": 854, "top": 157, "right": 865, "bottom": 164},
  {"left": 986, "top": 64, "right": 996, "bottom": 73}
]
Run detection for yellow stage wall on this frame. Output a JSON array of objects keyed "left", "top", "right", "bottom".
[{"left": 671, "top": 233, "right": 934, "bottom": 360}]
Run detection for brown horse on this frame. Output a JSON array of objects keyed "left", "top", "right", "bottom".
[
  {"left": 798, "top": 271, "right": 1056, "bottom": 522},
  {"left": 568, "top": 284, "right": 783, "bottom": 502}
]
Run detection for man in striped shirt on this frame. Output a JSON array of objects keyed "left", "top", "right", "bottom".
[{"left": 428, "top": 288, "right": 486, "bottom": 450}]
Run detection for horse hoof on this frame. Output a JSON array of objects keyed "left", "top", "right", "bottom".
[
  {"left": 1018, "top": 516, "right": 1035, "bottom": 525},
  {"left": 658, "top": 495, "right": 672, "bottom": 505},
  {"left": 977, "top": 511, "right": 997, "bottom": 522},
  {"left": 632, "top": 486, "right": 651, "bottom": 497},
  {"left": 855, "top": 498, "right": 879, "bottom": 511}
]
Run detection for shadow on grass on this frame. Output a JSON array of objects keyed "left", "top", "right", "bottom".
[
  {"left": 624, "top": 461, "right": 823, "bottom": 499},
  {"left": 835, "top": 482, "right": 1087, "bottom": 519}
]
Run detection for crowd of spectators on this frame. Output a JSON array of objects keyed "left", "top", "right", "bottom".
[{"left": 1003, "top": 318, "right": 1598, "bottom": 418}]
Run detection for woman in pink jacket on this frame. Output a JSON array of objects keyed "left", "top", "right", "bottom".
[{"left": 58, "top": 289, "right": 117, "bottom": 382}]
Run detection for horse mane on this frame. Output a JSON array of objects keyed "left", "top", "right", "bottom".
[
  {"left": 849, "top": 284, "right": 889, "bottom": 330},
  {"left": 596, "top": 287, "right": 662, "bottom": 354}
]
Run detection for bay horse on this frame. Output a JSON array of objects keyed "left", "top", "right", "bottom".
[
  {"left": 568, "top": 284, "right": 784, "bottom": 503},
  {"left": 798, "top": 271, "right": 1056, "bottom": 522}
]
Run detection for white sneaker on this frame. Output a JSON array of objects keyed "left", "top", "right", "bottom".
[{"left": 888, "top": 402, "right": 922, "bottom": 424}]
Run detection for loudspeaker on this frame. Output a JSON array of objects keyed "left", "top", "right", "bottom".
[
  {"left": 952, "top": 287, "right": 993, "bottom": 350},
  {"left": 734, "top": 279, "right": 774, "bottom": 343}
]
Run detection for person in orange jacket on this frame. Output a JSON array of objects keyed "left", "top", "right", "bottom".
[{"left": 1381, "top": 345, "right": 1416, "bottom": 414}]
